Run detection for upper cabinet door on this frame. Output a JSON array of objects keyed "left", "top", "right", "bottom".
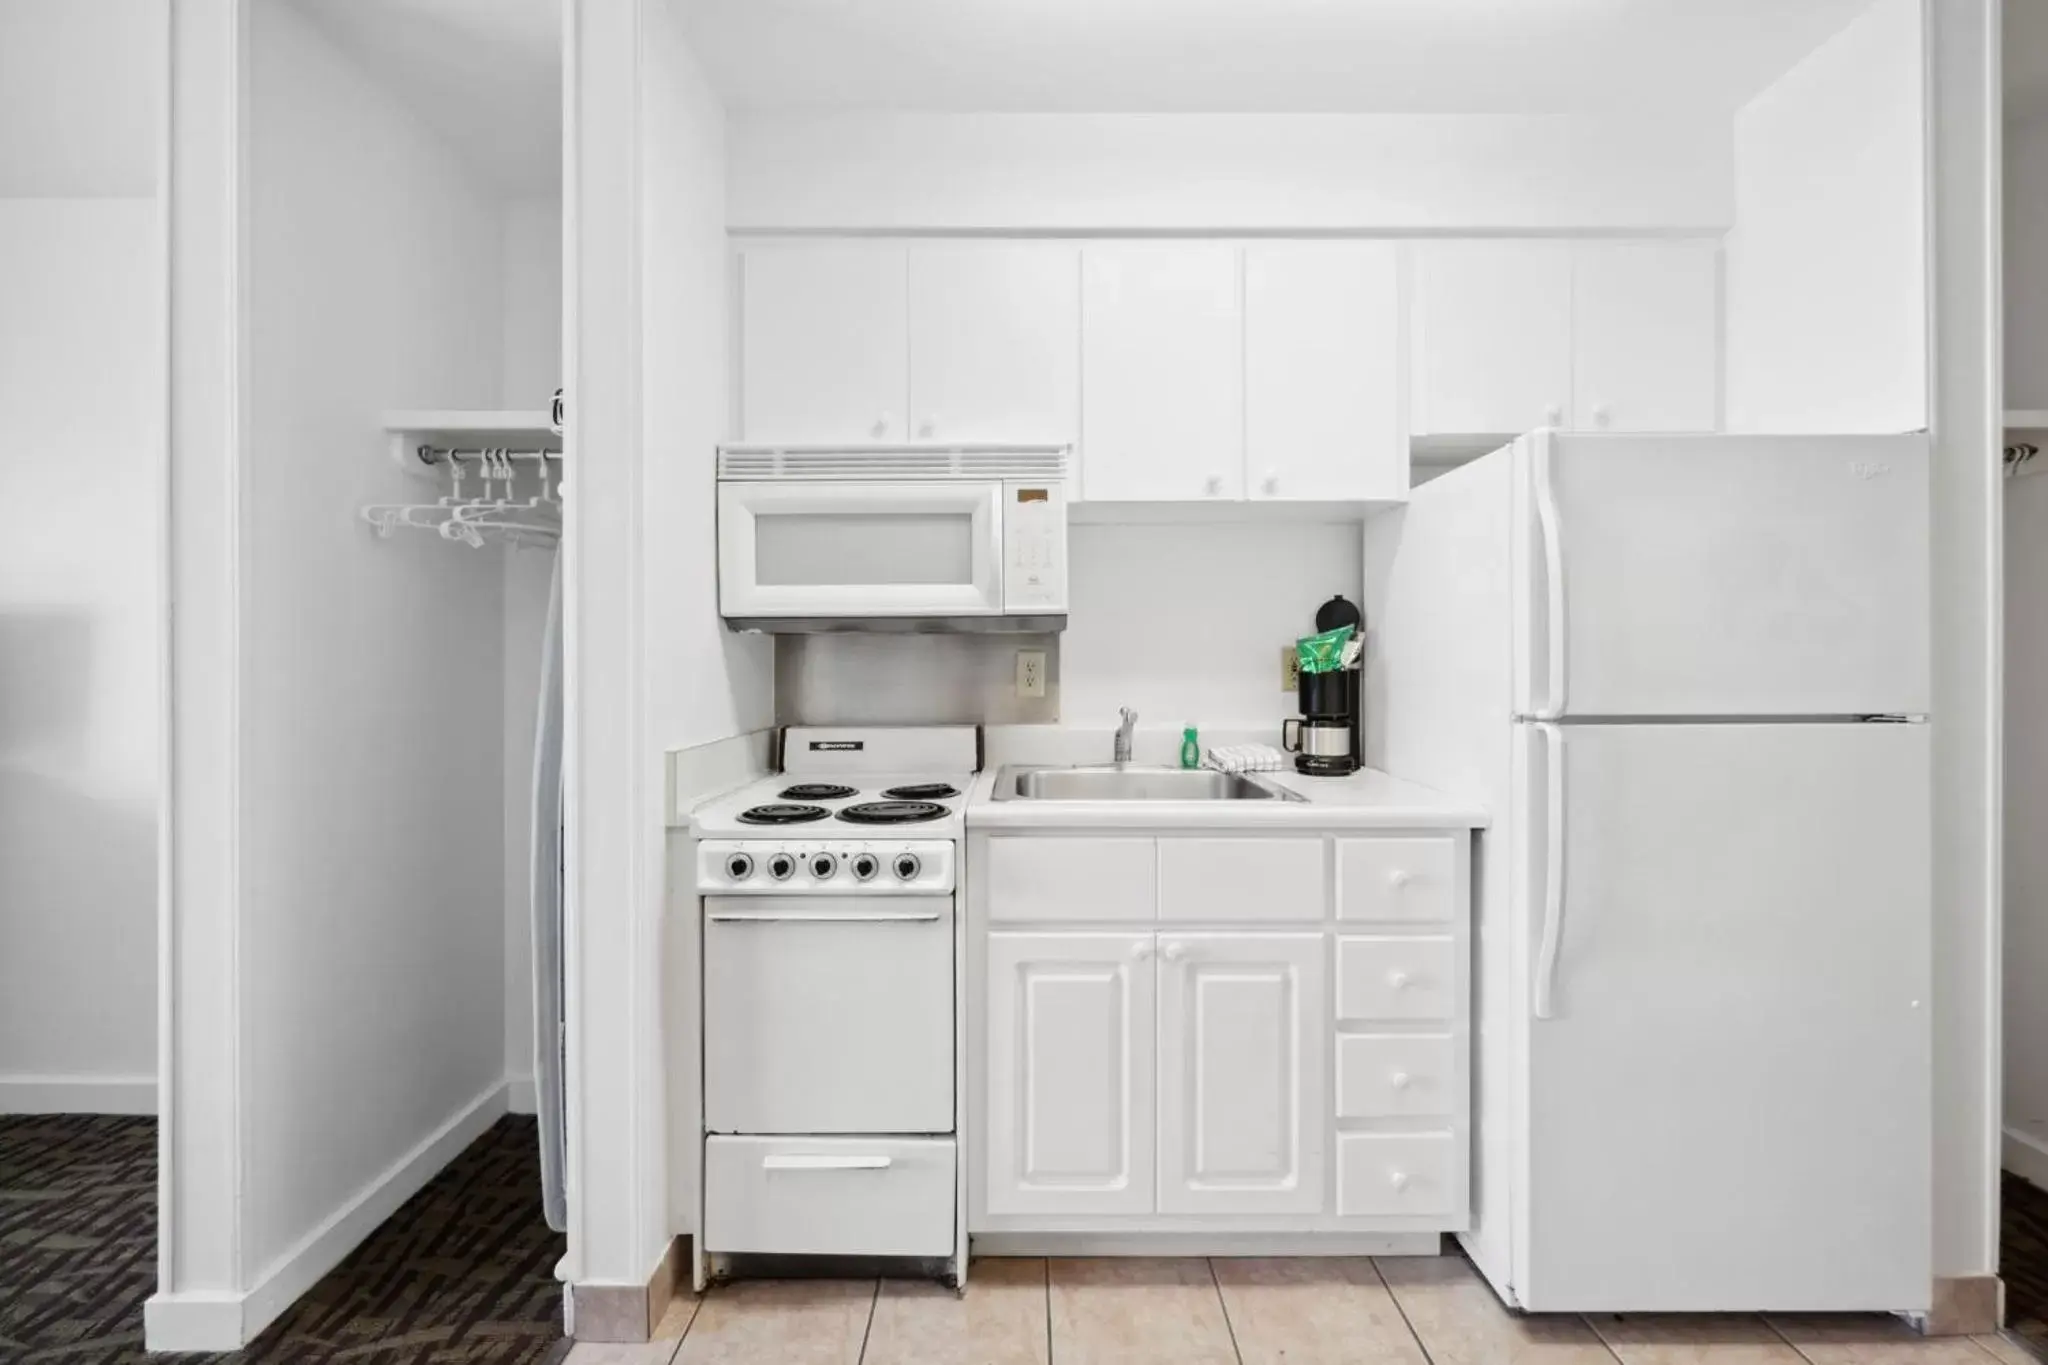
[
  {"left": 738, "top": 243, "right": 908, "bottom": 443},
  {"left": 1245, "top": 242, "right": 1406, "bottom": 502},
  {"left": 1411, "top": 241, "right": 1572, "bottom": 437},
  {"left": 908, "top": 244, "right": 1080, "bottom": 447},
  {"left": 1081, "top": 244, "right": 1244, "bottom": 502},
  {"left": 1571, "top": 241, "right": 1720, "bottom": 434}
]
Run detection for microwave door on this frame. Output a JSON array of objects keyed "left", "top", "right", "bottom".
[{"left": 719, "top": 481, "right": 1005, "bottom": 619}]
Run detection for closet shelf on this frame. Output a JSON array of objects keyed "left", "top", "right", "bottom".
[
  {"left": 2008, "top": 410, "right": 2048, "bottom": 431},
  {"left": 384, "top": 409, "right": 561, "bottom": 477}
]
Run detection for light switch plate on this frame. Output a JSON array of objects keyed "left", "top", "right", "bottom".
[
  {"left": 1017, "top": 649, "right": 1047, "bottom": 699},
  {"left": 1282, "top": 647, "right": 1300, "bottom": 692}
]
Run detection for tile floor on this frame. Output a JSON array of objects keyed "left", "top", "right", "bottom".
[{"left": 562, "top": 1254, "right": 2037, "bottom": 1365}]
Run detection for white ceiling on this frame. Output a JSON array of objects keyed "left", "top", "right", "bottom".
[
  {"left": 679, "top": 0, "right": 1875, "bottom": 115},
  {"left": 289, "top": 0, "right": 561, "bottom": 197}
]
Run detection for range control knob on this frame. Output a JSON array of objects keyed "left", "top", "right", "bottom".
[
  {"left": 810, "top": 852, "right": 838, "bottom": 880},
  {"left": 851, "top": 853, "right": 880, "bottom": 882},
  {"left": 767, "top": 853, "right": 796, "bottom": 882},
  {"left": 893, "top": 852, "right": 922, "bottom": 882},
  {"left": 723, "top": 852, "right": 754, "bottom": 881}
]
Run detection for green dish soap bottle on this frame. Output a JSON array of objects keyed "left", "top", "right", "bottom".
[{"left": 1180, "top": 725, "right": 1201, "bottom": 770}]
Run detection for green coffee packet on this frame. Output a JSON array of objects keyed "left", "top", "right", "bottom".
[{"left": 1296, "top": 624, "right": 1355, "bottom": 675}]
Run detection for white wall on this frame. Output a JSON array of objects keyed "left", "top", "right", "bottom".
[
  {"left": 0, "top": 0, "right": 161, "bottom": 196},
  {"left": 243, "top": 0, "right": 507, "bottom": 1289},
  {"left": 727, "top": 112, "right": 1733, "bottom": 234},
  {"left": 0, "top": 0, "right": 163, "bottom": 1116},
  {"left": 0, "top": 201, "right": 160, "bottom": 1113},
  {"left": 1063, "top": 522, "right": 1361, "bottom": 730},
  {"left": 641, "top": 0, "right": 773, "bottom": 1260},
  {"left": 1725, "top": 0, "right": 1927, "bottom": 433}
]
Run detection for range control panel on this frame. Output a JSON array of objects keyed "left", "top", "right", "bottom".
[{"left": 695, "top": 840, "right": 956, "bottom": 895}]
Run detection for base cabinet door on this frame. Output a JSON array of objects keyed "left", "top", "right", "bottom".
[
  {"left": 1157, "top": 933, "right": 1327, "bottom": 1215},
  {"left": 985, "top": 932, "right": 1157, "bottom": 1216}
]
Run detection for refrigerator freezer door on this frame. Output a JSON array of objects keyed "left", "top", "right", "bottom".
[
  {"left": 1515, "top": 433, "right": 1929, "bottom": 719},
  {"left": 1515, "top": 721, "right": 1929, "bottom": 1311}
]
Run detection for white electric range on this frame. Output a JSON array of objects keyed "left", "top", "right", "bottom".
[{"left": 689, "top": 726, "right": 976, "bottom": 1287}]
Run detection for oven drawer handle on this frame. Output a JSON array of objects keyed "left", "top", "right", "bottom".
[
  {"left": 761, "top": 1154, "right": 893, "bottom": 1172},
  {"left": 706, "top": 911, "right": 943, "bottom": 923}
]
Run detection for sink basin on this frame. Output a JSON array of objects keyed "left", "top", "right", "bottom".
[{"left": 993, "top": 765, "right": 1303, "bottom": 802}]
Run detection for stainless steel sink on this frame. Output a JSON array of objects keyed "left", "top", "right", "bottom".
[{"left": 992, "top": 765, "right": 1303, "bottom": 802}]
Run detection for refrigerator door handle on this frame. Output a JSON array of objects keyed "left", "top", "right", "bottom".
[
  {"left": 1532, "top": 720, "right": 1567, "bottom": 1019},
  {"left": 1532, "top": 438, "right": 1567, "bottom": 719}
]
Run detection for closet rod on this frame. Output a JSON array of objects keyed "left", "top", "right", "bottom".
[{"left": 413, "top": 445, "right": 564, "bottom": 465}]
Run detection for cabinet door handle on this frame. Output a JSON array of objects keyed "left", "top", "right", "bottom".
[
  {"left": 1543, "top": 404, "right": 1563, "bottom": 427},
  {"left": 1262, "top": 471, "right": 1279, "bottom": 496},
  {"left": 1389, "top": 1071, "right": 1412, "bottom": 1091},
  {"left": 1387, "top": 969, "right": 1412, "bottom": 989},
  {"left": 1591, "top": 403, "right": 1611, "bottom": 428},
  {"left": 1129, "top": 941, "right": 1154, "bottom": 962},
  {"left": 920, "top": 413, "right": 939, "bottom": 437},
  {"left": 762, "top": 1154, "right": 891, "bottom": 1171},
  {"left": 1162, "top": 942, "right": 1188, "bottom": 963},
  {"left": 1389, "top": 1170, "right": 1411, "bottom": 1191},
  {"left": 872, "top": 413, "right": 892, "bottom": 438},
  {"left": 1204, "top": 474, "right": 1223, "bottom": 496},
  {"left": 1387, "top": 869, "right": 1413, "bottom": 889}
]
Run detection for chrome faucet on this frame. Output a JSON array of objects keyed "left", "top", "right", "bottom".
[{"left": 1113, "top": 707, "right": 1138, "bottom": 765}]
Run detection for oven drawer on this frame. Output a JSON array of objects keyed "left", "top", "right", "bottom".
[
  {"left": 704, "top": 1136, "right": 956, "bottom": 1257},
  {"left": 704, "top": 899, "right": 954, "bottom": 1133}
]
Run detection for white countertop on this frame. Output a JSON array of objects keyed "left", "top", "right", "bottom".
[{"left": 965, "top": 762, "right": 1487, "bottom": 832}]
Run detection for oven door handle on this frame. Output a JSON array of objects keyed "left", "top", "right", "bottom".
[
  {"left": 761, "top": 1154, "right": 893, "bottom": 1172},
  {"left": 706, "top": 911, "right": 944, "bottom": 923}
]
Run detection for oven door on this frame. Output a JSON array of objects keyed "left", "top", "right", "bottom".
[
  {"left": 719, "top": 481, "right": 1004, "bottom": 620},
  {"left": 703, "top": 897, "right": 955, "bottom": 1134}
]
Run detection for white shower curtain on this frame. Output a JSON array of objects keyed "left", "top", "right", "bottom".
[{"left": 530, "top": 549, "right": 566, "bottom": 1232}]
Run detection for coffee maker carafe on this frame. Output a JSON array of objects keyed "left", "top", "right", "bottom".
[{"left": 1282, "top": 595, "right": 1362, "bottom": 776}]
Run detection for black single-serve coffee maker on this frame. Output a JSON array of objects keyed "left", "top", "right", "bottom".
[{"left": 1282, "top": 594, "right": 1363, "bottom": 776}]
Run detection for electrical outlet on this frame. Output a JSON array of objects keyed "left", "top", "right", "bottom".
[
  {"left": 1016, "top": 649, "right": 1047, "bottom": 699},
  {"left": 1282, "top": 647, "right": 1300, "bottom": 692}
]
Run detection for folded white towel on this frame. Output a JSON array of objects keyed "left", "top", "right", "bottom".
[{"left": 1204, "top": 743, "right": 1290, "bottom": 775}]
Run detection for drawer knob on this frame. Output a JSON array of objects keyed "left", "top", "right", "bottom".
[
  {"left": 1129, "top": 942, "right": 1153, "bottom": 962},
  {"left": 1162, "top": 942, "right": 1188, "bottom": 963},
  {"left": 1387, "top": 969, "right": 1412, "bottom": 989},
  {"left": 1388, "top": 869, "right": 1413, "bottom": 889},
  {"left": 1389, "top": 1170, "right": 1410, "bottom": 1191},
  {"left": 1205, "top": 474, "right": 1223, "bottom": 496},
  {"left": 1389, "top": 1070, "right": 1412, "bottom": 1090}
]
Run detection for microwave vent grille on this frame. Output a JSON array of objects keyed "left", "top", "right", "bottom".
[{"left": 717, "top": 444, "right": 1068, "bottom": 482}]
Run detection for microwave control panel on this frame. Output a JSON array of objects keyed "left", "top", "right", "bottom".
[{"left": 1003, "top": 481, "right": 1067, "bottom": 612}]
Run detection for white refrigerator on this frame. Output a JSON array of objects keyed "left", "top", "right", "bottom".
[{"left": 1365, "top": 431, "right": 1931, "bottom": 1312}]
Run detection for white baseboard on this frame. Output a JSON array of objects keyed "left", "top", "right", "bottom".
[
  {"left": 145, "top": 1080, "right": 512, "bottom": 1352},
  {"left": 143, "top": 1292, "right": 245, "bottom": 1353},
  {"left": 2005, "top": 1124, "right": 2048, "bottom": 1191},
  {"left": 0, "top": 1073, "right": 157, "bottom": 1115},
  {"left": 506, "top": 1074, "right": 538, "bottom": 1115},
  {"left": 971, "top": 1231, "right": 1444, "bottom": 1257}
]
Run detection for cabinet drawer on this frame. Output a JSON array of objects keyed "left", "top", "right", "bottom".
[
  {"left": 1336, "top": 936, "right": 1457, "bottom": 1021},
  {"left": 1337, "top": 1034, "right": 1458, "bottom": 1118},
  {"left": 986, "top": 837, "right": 1155, "bottom": 923},
  {"left": 704, "top": 1136, "right": 955, "bottom": 1257},
  {"left": 1336, "top": 1131, "right": 1458, "bottom": 1217},
  {"left": 1159, "top": 837, "right": 1324, "bottom": 922},
  {"left": 1337, "top": 838, "right": 1457, "bottom": 923}
]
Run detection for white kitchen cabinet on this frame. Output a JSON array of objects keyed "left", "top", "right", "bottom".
[
  {"left": 1157, "top": 933, "right": 1327, "bottom": 1215},
  {"left": 1081, "top": 243, "right": 1244, "bottom": 501},
  {"left": 1411, "top": 241, "right": 1573, "bottom": 437},
  {"left": 1244, "top": 242, "right": 1406, "bottom": 501},
  {"left": 738, "top": 243, "right": 909, "bottom": 442},
  {"left": 984, "top": 931, "right": 1157, "bottom": 1216},
  {"left": 1571, "top": 240, "right": 1720, "bottom": 433},
  {"left": 1159, "top": 837, "right": 1324, "bottom": 922},
  {"left": 908, "top": 243, "right": 1080, "bottom": 446}
]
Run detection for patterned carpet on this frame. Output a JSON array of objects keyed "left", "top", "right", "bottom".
[
  {"left": 2009, "top": 1171, "right": 2048, "bottom": 1357},
  {"left": 0, "top": 1113, "right": 567, "bottom": 1364}
]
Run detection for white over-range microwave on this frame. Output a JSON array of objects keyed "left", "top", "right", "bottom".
[{"left": 716, "top": 446, "right": 1069, "bottom": 633}]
